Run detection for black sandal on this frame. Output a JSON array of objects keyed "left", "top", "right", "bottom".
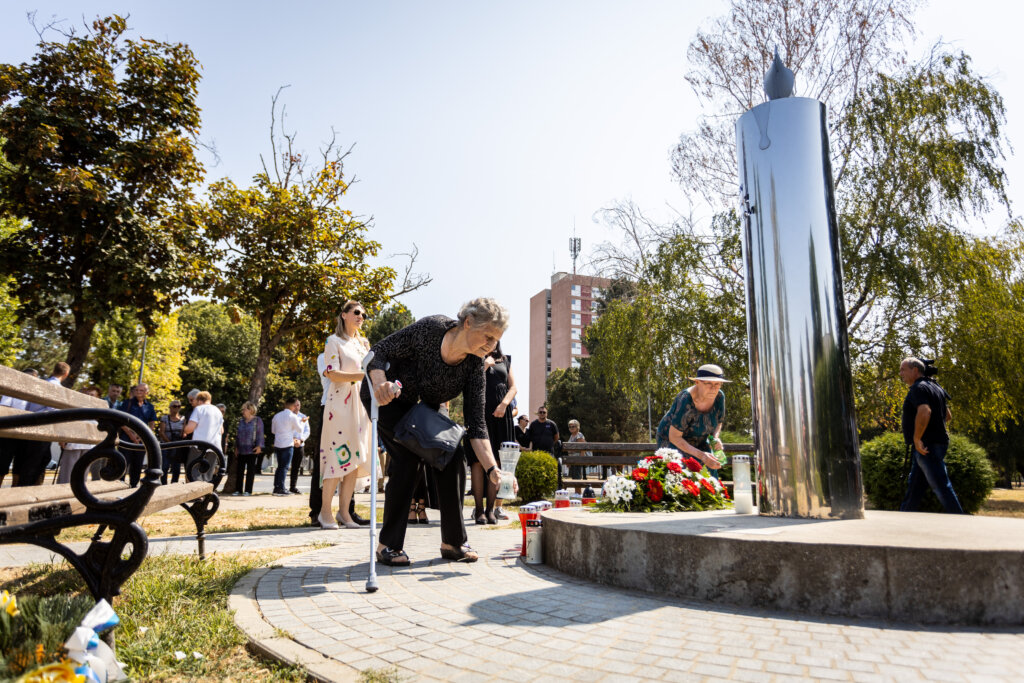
[
  {"left": 417, "top": 502, "right": 430, "bottom": 525},
  {"left": 376, "top": 546, "right": 410, "bottom": 566},
  {"left": 440, "top": 544, "right": 478, "bottom": 562},
  {"left": 408, "top": 502, "right": 418, "bottom": 523}
]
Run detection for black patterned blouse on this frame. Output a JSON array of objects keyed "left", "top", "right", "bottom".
[{"left": 362, "top": 315, "right": 488, "bottom": 440}]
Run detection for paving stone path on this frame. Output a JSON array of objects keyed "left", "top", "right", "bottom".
[{"left": 231, "top": 522, "right": 1024, "bottom": 683}]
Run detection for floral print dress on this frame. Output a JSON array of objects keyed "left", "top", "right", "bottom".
[{"left": 319, "top": 334, "right": 377, "bottom": 483}]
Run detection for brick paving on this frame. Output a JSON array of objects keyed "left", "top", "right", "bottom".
[{"left": 232, "top": 522, "right": 1024, "bottom": 682}]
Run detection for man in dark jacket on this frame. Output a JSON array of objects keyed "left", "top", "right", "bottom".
[
  {"left": 898, "top": 357, "right": 964, "bottom": 514},
  {"left": 525, "top": 405, "right": 559, "bottom": 453}
]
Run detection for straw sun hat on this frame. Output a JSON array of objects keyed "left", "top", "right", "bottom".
[{"left": 687, "top": 364, "right": 731, "bottom": 383}]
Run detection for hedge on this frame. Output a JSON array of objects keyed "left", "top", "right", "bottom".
[
  {"left": 859, "top": 432, "right": 995, "bottom": 513},
  {"left": 515, "top": 450, "right": 558, "bottom": 503}
]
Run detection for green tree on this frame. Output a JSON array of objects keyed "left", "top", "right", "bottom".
[
  {"left": 0, "top": 216, "right": 24, "bottom": 364},
  {"left": 87, "top": 308, "right": 193, "bottom": 410},
  {"left": 366, "top": 303, "right": 415, "bottom": 345},
  {"left": 0, "top": 15, "right": 204, "bottom": 384},
  {"left": 544, "top": 360, "right": 647, "bottom": 443},
  {"left": 189, "top": 93, "right": 402, "bottom": 404},
  {"left": 177, "top": 301, "right": 259, "bottom": 414}
]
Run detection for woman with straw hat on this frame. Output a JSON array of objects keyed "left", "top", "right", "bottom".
[{"left": 655, "top": 364, "right": 731, "bottom": 473}]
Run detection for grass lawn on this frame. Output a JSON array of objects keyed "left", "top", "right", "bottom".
[
  {"left": 0, "top": 549, "right": 312, "bottom": 682},
  {"left": 977, "top": 487, "right": 1024, "bottom": 518}
]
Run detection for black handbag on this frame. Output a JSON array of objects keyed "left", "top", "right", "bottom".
[{"left": 393, "top": 402, "right": 465, "bottom": 470}]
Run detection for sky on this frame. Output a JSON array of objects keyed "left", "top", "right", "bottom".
[{"left": 2, "top": 0, "right": 1022, "bottom": 413}]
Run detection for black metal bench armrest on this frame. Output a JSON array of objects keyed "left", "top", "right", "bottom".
[{"left": 120, "top": 439, "right": 225, "bottom": 487}]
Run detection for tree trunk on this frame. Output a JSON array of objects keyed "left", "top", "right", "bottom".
[
  {"left": 65, "top": 317, "right": 97, "bottom": 387},
  {"left": 247, "top": 315, "right": 279, "bottom": 405}
]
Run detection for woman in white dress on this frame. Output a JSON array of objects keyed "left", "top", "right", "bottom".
[{"left": 318, "top": 300, "right": 377, "bottom": 529}]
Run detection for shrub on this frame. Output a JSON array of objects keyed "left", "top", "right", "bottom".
[
  {"left": 515, "top": 450, "right": 558, "bottom": 503},
  {"left": 860, "top": 432, "right": 996, "bottom": 513}
]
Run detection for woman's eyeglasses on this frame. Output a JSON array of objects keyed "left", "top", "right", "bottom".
[{"left": 349, "top": 309, "right": 367, "bottom": 319}]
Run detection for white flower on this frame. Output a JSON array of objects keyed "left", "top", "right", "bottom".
[
  {"left": 602, "top": 475, "right": 634, "bottom": 504},
  {"left": 174, "top": 651, "right": 187, "bottom": 660},
  {"left": 654, "top": 447, "right": 681, "bottom": 460}
]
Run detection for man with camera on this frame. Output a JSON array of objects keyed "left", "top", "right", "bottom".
[{"left": 898, "top": 357, "right": 965, "bottom": 514}]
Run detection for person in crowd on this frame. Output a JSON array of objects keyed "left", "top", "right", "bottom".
[
  {"left": 362, "top": 298, "right": 508, "bottom": 566},
  {"left": 566, "top": 419, "right": 592, "bottom": 479},
  {"left": 158, "top": 400, "right": 187, "bottom": 484},
  {"left": 319, "top": 300, "right": 377, "bottom": 529},
  {"left": 234, "top": 401, "right": 265, "bottom": 496},
  {"left": 15, "top": 363, "right": 70, "bottom": 487},
  {"left": 183, "top": 390, "right": 224, "bottom": 478},
  {"left": 656, "top": 364, "right": 729, "bottom": 475},
  {"left": 469, "top": 343, "right": 517, "bottom": 525},
  {"left": 104, "top": 384, "right": 123, "bottom": 409},
  {"left": 898, "top": 357, "right": 964, "bottom": 514},
  {"left": 289, "top": 400, "right": 310, "bottom": 494},
  {"left": 117, "top": 382, "right": 157, "bottom": 487},
  {"left": 515, "top": 414, "right": 530, "bottom": 449},
  {"left": 271, "top": 397, "right": 303, "bottom": 497},
  {"left": 0, "top": 369, "right": 37, "bottom": 487},
  {"left": 56, "top": 386, "right": 103, "bottom": 484},
  {"left": 524, "top": 405, "right": 559, "bottom": 453}
]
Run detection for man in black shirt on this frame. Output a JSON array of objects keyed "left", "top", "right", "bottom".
[
  {"left": 525, "top": 405, "right": 559, "bottom": 453},
  {"left": 898, "top": 357, "right": 964, "bottom": 514}
]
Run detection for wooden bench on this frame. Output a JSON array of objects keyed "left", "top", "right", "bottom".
[
  {"left": 0, "top": 365, "right": 224, "bottom": 604},
  {"left": 556, "top": 440, "right": 757, "bottom": 492}
]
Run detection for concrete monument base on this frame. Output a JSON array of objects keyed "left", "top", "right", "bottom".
[{"left": 542, "top": 508, "right": 1024, "bottom": 625}]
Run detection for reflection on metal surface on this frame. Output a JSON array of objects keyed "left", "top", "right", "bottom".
[{"left": 736, "top": 97, "right": 864, "bottom": 519}]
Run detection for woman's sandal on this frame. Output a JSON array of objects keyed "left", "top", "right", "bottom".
[
  {"left": 440, "top": 544, "right": 479, "bottom": 563},
  {"left": 376, "top": 547, "right": 410, "bottom": 566},
  {"left": 408, "top": 502, "right": 418, "bottom": 523},
  {"left": 473, "top": 507, "right": 486, "bottom": 525},
  {"left": 417, "top": 502, "right": 430, "bottom": 525}
]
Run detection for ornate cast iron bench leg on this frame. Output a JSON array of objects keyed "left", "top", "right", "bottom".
[{"left": 180, "top": 493, "right": 220, "bottom": 560}]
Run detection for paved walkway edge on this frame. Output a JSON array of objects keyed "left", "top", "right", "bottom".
[{"left": 230, "top": 559, "right": 360, "bottom": 683}]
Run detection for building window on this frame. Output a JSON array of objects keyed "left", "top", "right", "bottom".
[
  {"left": 572, "top": 342, "right": 582, "bottom": 356},
  {"left": 571, "top": 299, "right": 581, "bottom": 311},
  {"left": 571, "top": 328, "right": 581, "bottom": 340},
  {"left": 571, "top": 284, "right": 581, "bottom": 297},
  {"left": 571, "top": 313, "right": 581, "bottom": 326},
  {"left": 571, "top": 358, "right": 581, "bottom": 369}
]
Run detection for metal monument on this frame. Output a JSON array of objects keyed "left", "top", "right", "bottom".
[{"left": 735, "top": 50, "right": 863, "bottom": 518}]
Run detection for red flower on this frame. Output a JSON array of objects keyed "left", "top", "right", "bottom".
[
  {"left": 647, "top": 454, "right": 663, "bottom": 460},
  {"left": 684, "top": 457, "right": 703, "bottom": 473},
  {"left": 632, "top": 467, "right": 649, "bottom": 481},
  {"left": 722, "top": 486, "right": 730, "bottom": 500},
  {"left": 646, "top": 480, "right": 664, "bottom": 502},
  {"left": 666, "top": 461, "right": 682, "bottom": 474},
  {"left": 681, "top": 480, "right": 700, "bottom": 496},
  {"left": 700, "top": 478, "right": 716, "bottom": 494}
]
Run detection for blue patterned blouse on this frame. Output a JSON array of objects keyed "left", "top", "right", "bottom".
[{"left": 656, "top": 389, "right": 725, "bottom": 451}]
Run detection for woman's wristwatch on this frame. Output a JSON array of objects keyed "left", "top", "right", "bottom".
[{"left": 485, "top": 465, "right": 496, "bottom": 477}]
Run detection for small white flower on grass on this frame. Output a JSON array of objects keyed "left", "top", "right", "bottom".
[
  {"left": 139, "top": 626, "right": 149, "bottom": 634},
  {"left": 174, "top": 651, "right": 187, "bottom": 660},
  {"left": 193, "top": 652, "right": 204, "bottom": 659}
]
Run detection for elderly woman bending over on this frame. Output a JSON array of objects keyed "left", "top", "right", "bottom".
[
  {"left": 656, "top": 364, "right": 730, "bottom": 473},
  {"left": 361, "top": 298, "right": 508, "bottom": 566}
]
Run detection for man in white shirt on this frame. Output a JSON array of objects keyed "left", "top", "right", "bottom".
[
  {"left": 288, "top": 400, "right": 311, "bottom": 494},
  {"left": 271, "top": 397, "right": 303, "bottom": 496},
  {"left": 183, "top": 390, "right": 224, "bottom": 482}
]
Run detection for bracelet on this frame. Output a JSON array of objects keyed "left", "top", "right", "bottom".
[{"left": 485, "top": 465, "right": 496, "bottom": 477}]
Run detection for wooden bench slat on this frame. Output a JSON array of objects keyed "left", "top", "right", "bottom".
[
  {"left": 0, "top": 480, "right": 129, "bottom": 508},
  {"left": 0, "top": 366, "right": 108, "bottom": 410},
  {"left": 1, "top": 481, "right": 214, "bottom": 527},
  {"left": 0, "top": 406, "right": 108, "bottom": 444}
]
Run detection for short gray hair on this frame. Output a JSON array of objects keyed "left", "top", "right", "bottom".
[
  {"left": 901, "top": 357, "right": 926, "bottom": 372},
  {"left": 187, "top": 388, "right": 200, "bottom": 400},
  {"left": 457, "top": 298, "right": 509, "bottom": 332},
  {"left": 568, "top": 419, "right": 580, "bottom": 428}
]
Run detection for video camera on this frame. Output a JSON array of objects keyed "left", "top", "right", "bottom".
[{"left": 921, "top": 358, "right": 939, "bottom": 378}]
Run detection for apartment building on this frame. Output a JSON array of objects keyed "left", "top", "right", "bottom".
[{"left": 528, "top": 272, "right": 612, "bottom": 412}]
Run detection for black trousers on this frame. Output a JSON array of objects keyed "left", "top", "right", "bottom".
[
  {"left": 237, "top": 451, "right": 260, "bottom": 494},
  {"left": 12, "top": 440, "right": 51, "bottom": 487},
  {"left": 308, "top": 407, "right": 324, "bottom": 525},
  {"left": 366, "top": 398, "right": 467, "bottom": 552},
  {"left": 289, "top": 444, "right": 305, "bottom": 490}
]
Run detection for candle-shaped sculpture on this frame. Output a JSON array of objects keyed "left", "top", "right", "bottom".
[
  {"left": 735, "top": 49, "right": 864, "bottom": 519},
  {"left": 732, "top": 454, "right": 753, "bottom": 514}
]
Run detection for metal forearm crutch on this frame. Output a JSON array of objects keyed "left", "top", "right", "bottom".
[{"left": 362, "top": 351, "right": 380, "bottom": 593}]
